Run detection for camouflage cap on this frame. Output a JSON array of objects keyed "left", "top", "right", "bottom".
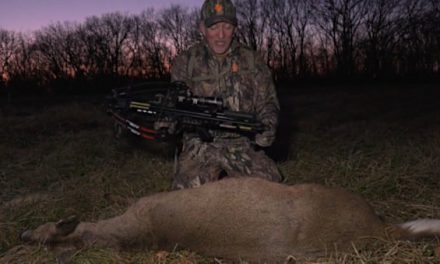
[{"left": 201, "top": 0, "right": 237, "bottom": 27}]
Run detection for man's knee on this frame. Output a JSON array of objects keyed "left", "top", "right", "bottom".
[
  {"left": 172, "top": 175, "right": 202, "bottom": 190},
  {"left": 251, "top": 150, "right": 283, "bottom": 182},
  {"left": 173, "top": 163, "right": 221, "bottom": 190}
]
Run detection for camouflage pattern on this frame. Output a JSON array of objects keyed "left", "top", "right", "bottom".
[
  {"left": 170, "top": 39, "right": 281, "bottom": 189},
  {"left": 172, "top": 137, "right": 282, "bottom": 189},
  {"left": 201, "top": 0, "right": 237, "bottom": 27}
]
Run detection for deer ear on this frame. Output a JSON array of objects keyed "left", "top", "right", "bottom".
[
  {"left": 55, "top": 215, "right": 80, "bottom": 236},
  {"left": 20, "top": 229, "right": 33, "bottom": 242}
]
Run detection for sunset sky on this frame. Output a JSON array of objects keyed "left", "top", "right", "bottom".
[{"left": 0, "top": 0, "right": 201, "bottom": 33}]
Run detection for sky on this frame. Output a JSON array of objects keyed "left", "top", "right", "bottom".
[{"left": 0, "top": 0, "right": 201, "bottom": 33}]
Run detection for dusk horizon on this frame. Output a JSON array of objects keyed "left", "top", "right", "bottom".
[{"left": 0, "top": 0, "right": 201, "bottom": 33}]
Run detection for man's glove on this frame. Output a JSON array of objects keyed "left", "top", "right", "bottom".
[
  {"left": 255, "top": 130, "right": 275, "bottom": 148},
  {"left": 154, "top": 118, "right": 177, "bottom": 139}
]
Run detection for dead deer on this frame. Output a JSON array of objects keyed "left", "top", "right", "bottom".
[{"left": 21, "top": 177, "right": 440, "bottom": 263}]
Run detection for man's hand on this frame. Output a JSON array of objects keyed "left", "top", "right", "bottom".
[
  {"left": 154, "top": 118, "right": 178, "bottom": 139},
  {"left": 255, "top": 130, "right": 275, "bottom": 147}
]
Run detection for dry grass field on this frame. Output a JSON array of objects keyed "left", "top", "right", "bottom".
[{"left": 1, "top": 83, "right": 440, "bottom": 263}]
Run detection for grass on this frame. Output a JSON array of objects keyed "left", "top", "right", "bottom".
[{"left": 1, "top": 83, "right": 440, "bottom": 263}]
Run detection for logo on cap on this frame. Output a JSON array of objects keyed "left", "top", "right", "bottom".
[{"left": 214, "top": 3, "right": 223, "bottom": 14}]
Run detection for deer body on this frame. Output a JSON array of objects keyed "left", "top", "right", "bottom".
[{"left": 22, "top": 178, "right": 440, "bottom": 262}]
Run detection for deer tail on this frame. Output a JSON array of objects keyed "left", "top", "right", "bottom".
[{"left": 392, "top": 219, "right": 440, "bottom": 240}]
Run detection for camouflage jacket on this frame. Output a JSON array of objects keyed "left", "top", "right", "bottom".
[{"left": 171, "top": 40, "right": 279, "bottom": 146}]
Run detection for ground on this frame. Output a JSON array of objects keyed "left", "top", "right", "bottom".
[{"left": 1, "top": 83, "right": 440, "bottom": 263}]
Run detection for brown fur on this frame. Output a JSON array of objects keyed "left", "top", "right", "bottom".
[{"left": 21, "top": 178, "right": 440, "bottom": 262}]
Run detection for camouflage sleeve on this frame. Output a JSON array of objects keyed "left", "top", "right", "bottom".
[
  {"left": 253, "top": 53, "right": 280, "bottom": 147},
  {"left": 170, "top": 49, "right": 192, "bottom": 85}
]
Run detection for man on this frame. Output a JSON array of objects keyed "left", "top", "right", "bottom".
[{"left": 170, "top": 0, "right": 281, "bottom": 189}]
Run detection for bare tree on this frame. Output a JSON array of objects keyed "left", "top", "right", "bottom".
[
  {"left": 428, "top": 0, "right": 440, "bottom": 76},
  {"left": 102, "top": 12, "right": 133, "bottom": 76},
  {"left": 312, "top": 0, "right": 369, "bottom": 78},
  {"left": 127, "top": 9, "right": 171, "bottom": 79},
  {"left": 4, "top": 32, "right": 48, "bottom": 94},
  {"left": 262, "top": 0, "right": 298, "bottom": 78},
  {"left": 0, "top": 29, "right": 20, "bottom": 100},
  {"left": 234, "top": 0, "right": 266, "bottom": 51},
  {"left": 360, "top": 0, "right": 400, "bottom": 79},
  {"left": 259, "top": 1, "right": 276, "bottom": 67},
  {"left": 82, "top": 12, "right": 132, "bottom": 78},
  {"left": 394, "top": 0, "right": 439, "bottom": 77},
  {"left": 293, "top": 0, "right": 315, "bottom": 77},
  {"left": 33, "top": 23, "right": 73, "bottom": 83},
  {"left": 158, "top": 5, "right": 197, "bottom": 55},
  {"left": 0, "top": 29, "right": 19, "bottom": 86},
  {"left": 33, "top": 21, "right": 91, "bottom": 85}
]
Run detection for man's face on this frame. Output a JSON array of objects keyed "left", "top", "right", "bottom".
[{"left": 200, "top": 22, "right": 235, "bottom": 55}]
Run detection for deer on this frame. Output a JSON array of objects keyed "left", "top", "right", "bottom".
[{"left": 21, "top": 177, "right": 440, "bottom": 263}]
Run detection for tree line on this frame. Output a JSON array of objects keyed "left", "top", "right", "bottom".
[{"left": 0, "top": 0, "right": 439, "bottom": 95}]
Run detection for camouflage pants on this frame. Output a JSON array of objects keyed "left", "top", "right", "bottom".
[{"left": 172, "top": 137, "right": 282, "bottom": 190}]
